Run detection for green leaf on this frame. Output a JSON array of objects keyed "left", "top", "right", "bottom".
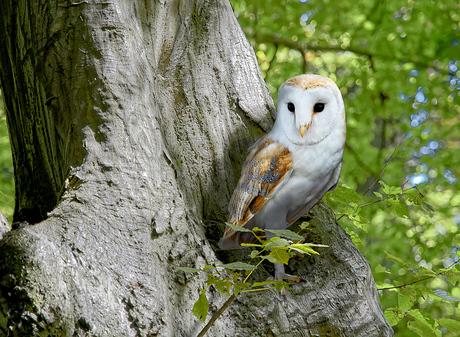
[
  {"left": 233, "top": 283, "right": 242, "bottom": 296},
  {"left": 415, "top": 268, "right": 438, "bottom": 278},
  {"left": 241, "top": 243, "right": 263, "bottom": 247},
  {"left": 407, "top": 309, "right": 436, "bottom": 337},
  {"left": 225, "top": 222, "right": 251, "bottom": 232},
  {"left": 192, "top": 290, "right": 209, "bottom": 323},
  {"left": 376, "top": 281, "right": 396, "bottom": 291},
  {"left": 266, "top": 229, "right": 304, "bottom": 241},
  {"left": 214, "top": 280, "right": 232, "bottom": 297},
  {"left": 176, "top": 266, "right": 202, "bottom": 273},
  {"left": 328, "top": 184, "right": 363, "bottom": 204},
  {"left": 249, "top": 250, "right": 259, "bottom": 259},
  {"left": 349, "top": 213, "right": 370, "bottom": 230},
  {"left": 299, "top": 221, "right": 310, "bottom": 230},
  {"left": 407, "top": 309, "right": 431, "bottom": 327},
  {"left": 373, "top": 191, "right": 383, "bottom": 199},
  {"left": 234, "top": 282, "right": 251, "bottom": 296},
  {"left": 403, "top": 188, "right": 424, "bottom": 205},
  {"left": 275, "top": 281, "right": 289, "bottom": 292},
  {"left": 264, "top": 255, "right": 278, "bottom": 263},
  {"left": 288, "top": 243, "right": 326, "bottom": 255},
  {"left": 218, "top": 262, "right": 256, "bottom": 270},
  {"left": 407, "top": 319, "right": 436, "bottom": 337},
  {"left": 438, "top": 318, "right": 460, "bottom": 334},
  {"left": 385, "top": 251, "right": 411, "bottom": 269},
  {"left": 375, "top": 264, "right": 390, "bottom": 274},
  {"left": 265, "top": 238, "right": 290, "bottom": 249},
  {"left": 398, "top": 288, "right": 417, "bottom": 311},
  {"left": 267, "top": 248, "right": 290, "bottom": 264},
  {"left": 444, "top": 271, "right": 460, "bottom": 286},
  {"left": 379, "top": 181, "right": 402, "bottom": 196},
  {"left": 388, "top": 197, "right": 410, "bottom": 218},
  {"left": 384, "top": 309, "right": 402, "bottom": 326}
]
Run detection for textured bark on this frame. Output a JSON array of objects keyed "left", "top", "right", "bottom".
[{"left": 0, "top": 0, "right": 392, "bottom": 336}]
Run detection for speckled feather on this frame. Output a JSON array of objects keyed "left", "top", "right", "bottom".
[{"left": 226, "top": 136, "right": 293, "bottom": 232}]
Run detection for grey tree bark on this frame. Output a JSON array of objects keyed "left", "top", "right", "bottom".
[{"left": 0, "top": 0, "right": 392, "bottom": 336}]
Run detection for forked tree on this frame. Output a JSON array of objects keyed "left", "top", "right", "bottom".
[{"left": 0, "top": 1, "right": 392, "bottom": 336}]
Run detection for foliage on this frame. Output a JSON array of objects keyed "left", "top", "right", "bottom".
[
  {"left": 231, "top": 0, "right": 460, "bottom": 336},
  {"left": 177, "top": 223, "right": 324, "bottom": 329},
  {"left": 0, "top": 89, "right": 14, "bottom": 222}
]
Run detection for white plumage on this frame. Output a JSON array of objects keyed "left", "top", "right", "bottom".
[{"left": 219, "top": 74, "right": 346, "bottom": 284}]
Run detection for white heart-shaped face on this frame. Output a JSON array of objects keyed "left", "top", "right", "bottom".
[{"left": 275, "top": 75, "right": 345, "bottom": 145}]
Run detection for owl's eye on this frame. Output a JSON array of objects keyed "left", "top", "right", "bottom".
[
  {"left": 313, "top": 103, "right": 325, "bottom": 113},
  {"left": 287, "top": 103, "right": 295, "bottom": 113}
]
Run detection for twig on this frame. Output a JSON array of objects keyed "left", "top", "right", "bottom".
[
  {"left": 378, "top": 276, "right": 434, "bottom": 290},
  {"left": 377, "top": 261, "right": 459, "bottom": 291},
  {"left": 362, "top": 145, "right": 399, "bottom": 197}
]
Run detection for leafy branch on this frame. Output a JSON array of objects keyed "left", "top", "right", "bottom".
[
  {"left": 252, "top": 32, "right": 449, "bottom": 74},
  {"left": 377, "top": 254, "right": 460, "bottom": 335},
  {"left": 176, "top": 222, "right": 326, "bottom": 337}
]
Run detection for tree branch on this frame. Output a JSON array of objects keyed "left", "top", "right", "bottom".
[{"left": 253, "top": 33, "right": 445, "bottom": 72}]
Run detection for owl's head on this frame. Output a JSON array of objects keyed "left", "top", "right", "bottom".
[{"left": 275, "top": 74, "right": 345, "bottom": 145}]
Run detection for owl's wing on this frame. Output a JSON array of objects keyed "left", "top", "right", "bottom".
[
  {"left": 286, "top": 162, "right": 342, "bottom": 224},
  {"left": 221, "top": 136, "right": 293, "bottom": 245}
]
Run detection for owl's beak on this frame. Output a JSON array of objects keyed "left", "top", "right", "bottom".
[{"left": 300, "top": 125, "right": 308, "bottom": 138}]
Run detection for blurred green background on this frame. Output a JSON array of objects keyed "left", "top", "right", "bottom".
[{"left": 231, "top": 0, "right": 459, "bottom": 336}]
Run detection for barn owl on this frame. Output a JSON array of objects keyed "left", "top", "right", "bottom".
[{"left": 219, "top": 74, "right": 346, "bottom": 286}]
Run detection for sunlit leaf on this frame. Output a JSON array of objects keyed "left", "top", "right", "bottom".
[
  {"left": 299, "top": 221, "right": 310, "bottom": 230},
  {"left": 288, "top": 243, "right": 325, "bottom": 255},
  {"left": 265, "top": 237, "right": 290, "bottom": 249},
  {"left": 267, "top": 249, "right": 290, "bottom": 265},
  {"left": 374, "top": 264, "right": 390, "bottom": 274},
  {"left": 407, "top": 319, "right": 436, "bottom": 337},
  {"left": 328, "top": 185, "right": 363, "bottom": 205},
  {"left": 374, "top": 191, "right": 383, "bottom": 199},
  {"left": 241, "top": 243, "right": 263, "bottom": 247},
  {"left": 384, "top": 309, "right": 402, "bottom": 326},
  {"left": 438, "top": 318, "right": 460, "bottom": 334},
  {"left": 249, "top": 250, "right": 259, "bottom": 259},
  {"left": 387, "top": 197, "right": 410, "bottom": 218},
  {"left": 398, "top": 288, "right": 417, "bottom": 311},
  {"left": 192, "top": 290, "right": 209, "bottom": 323},
  {"left": 385, "top": 251, "right": 411, "bottom": 269}
]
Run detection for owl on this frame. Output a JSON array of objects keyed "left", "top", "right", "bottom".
[{"left": 219, "top": 74, "right": 346, "bottom": 284}]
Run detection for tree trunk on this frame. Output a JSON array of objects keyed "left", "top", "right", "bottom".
[{"left": 0, "top": 0, "right": 392, "bottom": 336}]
